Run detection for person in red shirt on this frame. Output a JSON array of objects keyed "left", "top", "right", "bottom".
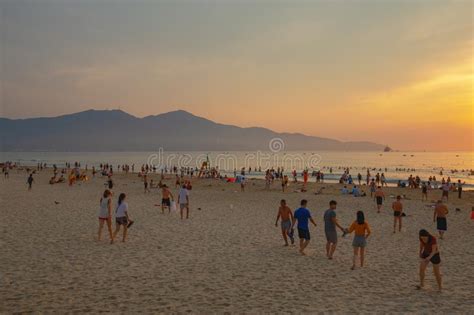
[{"left": 417, "top": 229, "right": 442, "bottom": 291}]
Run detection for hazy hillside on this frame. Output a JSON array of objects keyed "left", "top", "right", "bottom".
[{"left": 0, "top": 110, "right": 386, "bottom": 151}]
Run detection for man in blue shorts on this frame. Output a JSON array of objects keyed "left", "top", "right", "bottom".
[{"left": 292, "top": 199, "right": 317, "bottom": 256}]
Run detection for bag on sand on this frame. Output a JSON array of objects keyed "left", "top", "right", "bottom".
[{"left": 170, "top": 201, "right": 177, "bottom": 212}]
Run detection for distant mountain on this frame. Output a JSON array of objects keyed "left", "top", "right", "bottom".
[{"left": 0, "top": 109, "right": 386, "bottom": 151}]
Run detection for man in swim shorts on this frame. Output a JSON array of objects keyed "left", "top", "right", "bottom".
[
  {"left": 433, "top": 200, "right": 449, "bottom": 239},
  {"left": 275, "top": 199, "right": 294, "bottom": 246},
  {"left": 161, "top": 184, "right": 174, "bottom": 214},
  {"left": 374, "top": 186, "right": 385, "bottom": 213},
  {"left": 392, "top": 195, "right": 403, "bottom": 233}
]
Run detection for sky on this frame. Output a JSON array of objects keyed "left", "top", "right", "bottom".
[{"left": 1, "top": 0, "right": 473, "bottom": 151}]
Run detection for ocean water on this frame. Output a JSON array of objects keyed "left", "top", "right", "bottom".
[{"left": 2, "top": 150, "right": 473, "bottom": 188}]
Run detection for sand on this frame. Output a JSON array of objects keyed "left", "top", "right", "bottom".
[{"left": 1, "top": 169, "right": 473, "bottom": 313}]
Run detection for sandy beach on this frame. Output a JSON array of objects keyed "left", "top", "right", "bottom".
[{"left": 1, "top": 169, "right": 473, "bottom": 313}]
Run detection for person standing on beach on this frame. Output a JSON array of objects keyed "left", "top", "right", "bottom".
[
  {"left": 457, "top": 180, "right": 465, "bottom": 199},
  {"left": 98, "top": 189, "right": 114, "bottom": 242},
  {"left": 144, "top": 175, "right": 150, "bottom": 194},
  {"left": 177, "top": 184, "right": 190, "bottom": 219},
  {"left": 374, "top": 186, "right": 385, "bottom": 213},
  {"left": 369, "top": 179, "right": 376, "bottom": 197},
  {"left": 417, "top": 229, "right": 442, "bottom": 291},
  {"left": 107, "top": 176, "right": 114, "bottom": 190},
  {"left": 281, "top": 175, "right": 289, "bottom": 192},
  {"left": 421, "top": 182, "right": 428, "bottom": 201},
  {"left": 433, "top": 200, "right": 448, "bottom": 239},
  {"left": 441, "top": 182, "right": 449, "bottom": 202},
  {"left": 392, "top": 195, "right": 403, "bottom": 233},
  {"left": 323, "top": 200, "right": 345, "bottom": 259},
  {"left": 27, "top": 173, "right": 34, "bottom": 190},
  {"left": 161, "top": 184, "right": 174, "bottom": 214},
  {"left": 113, "top": 193, "right": 133, "bottom": 243},
  {"left": 275, "top": 199, "right": 294, "bottom": 246},
  {"left": 292, "top": 199, "right": 317, "bottom": 256},
  {"left": 241, "top": 176, "right": 246, "bottom": 192},
  {"left": 347, "top": 211, "right": 371, "bottom": 270}
]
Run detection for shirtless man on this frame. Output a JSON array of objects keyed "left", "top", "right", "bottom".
[
  {"left": 392, "top": 195, "right": 403, "bottom": 233},
  {"left": 161, "top": 184, "right": 174, "bottom": 214},
  {"left": 275, "top": 199, "right": 294, "bottom": 246},
  {"left": 434, "top": 200, "right": 449, "bottom": 239},
  {"left": 374, "top": 186, "right": 385, "bottom": 213}
]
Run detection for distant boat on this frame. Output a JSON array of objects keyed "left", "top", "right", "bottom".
[{"left": 383, "top": 146, "right": 392, "bottom": 152}]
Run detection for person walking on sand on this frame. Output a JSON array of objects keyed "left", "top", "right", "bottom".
[
  {"left": 374, "top": 186, "right": 385, "bottom": 213},
  {"left": 27, "top": 173, "right": 34, "bottom": 190},
  {"left": 240, "top": 176, "right": 246, "bottom": 192},
  {"left": 324, "top": 200, "right": 345, "bottom": 259},
  {"left": 434, "top": 200, "right": 448, "bottom": 239},
  {"left": 347, "top": 211, "right": 371, "bottom": 270},
  {"left": 421, "top": 182, "right": 428, "bottom": 201},
  {"left": 113, "top": 193, "right": 133, "bottom": 243},
  {"left": 369, "top": 179, "right": 376, "bottom": 197},
  {"left": 392, "top": 195, "right": 403, "bottom": 233},
  {"left": 98, "top": 189, "right": 114, "bottom": 242},
  {"left": 291, "top": 199, "right": 317, "bottom": 256},
  {"left": 281, "top": 175, "right": 289, "bottom": 192},
  {"left": 417, "top": 229, "right": 442, "bottom": 291},
  {"left": 441, "top": 182, "right": 449, "bottom": 202},
  {"left": 177, "top": 184, "right": 190, "bottom": 220},
  {"left": 144, "top": 175, "right": 150, "bottom": 194},
  {"left": 275, "top": 199, "right": 294, "bottom": 246},
  {"left": 161, "top": 184, "right": 174, "bottom": 214}
]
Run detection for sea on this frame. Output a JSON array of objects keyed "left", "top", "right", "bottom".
[{"left": 2, "top": 150, "right": 473, "bottom": 189}]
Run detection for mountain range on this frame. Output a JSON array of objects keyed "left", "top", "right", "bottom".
[{"left": 0, "top": 109, "right": 387, "bottom": 151}]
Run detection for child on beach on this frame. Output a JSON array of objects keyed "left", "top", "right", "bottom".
[
  {"left": 392, "top": 195, "right": 403, "bottom": 233},
  {"left": 98, "top": 189, "right": 114, "bottom": 242},
  {"left": 347, "top": 211, "right": 371, "bottom": 270},
  {"left": 433, "top": 200, "right": 448, "bottom": 239},
  {"left": 417, "top": 229, "right": 442, "bottom": 291},
  {"left": 275, "top": 199, "right": 294, "bottom": 246},
  {"left": 374, "top": 186, "right": 385, "bottom": 213},
  {"left": 113, "top": 193, "right": 133, "bottom": 243},
  {"left": 292, "top": 199, "right": 317, "bottom": 256},
  {"left": 177, "top": 184, "right": 190, "bottom": 219}
]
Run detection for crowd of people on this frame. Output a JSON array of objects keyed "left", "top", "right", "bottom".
[{"left": 3, "top": 158, "right": 473, "bottom": 293}]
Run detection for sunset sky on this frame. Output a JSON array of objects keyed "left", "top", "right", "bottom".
[{"left": 1, "top": 0, "right": 473, "bottom": 151}]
